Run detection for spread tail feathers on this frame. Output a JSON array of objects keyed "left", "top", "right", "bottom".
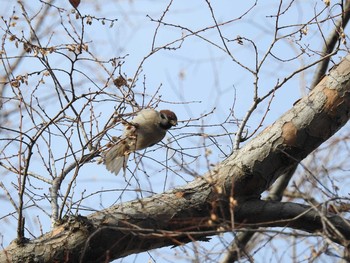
[
  {"left": 105, "top": 155, "right": 129, "bottom": 175},
  {"left": 104, "top": 144, "right": 129, "bottom": 176}
]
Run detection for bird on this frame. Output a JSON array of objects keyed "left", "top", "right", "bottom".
[{"left": 104, "top": 108, "right": 178, "bottom": 175}]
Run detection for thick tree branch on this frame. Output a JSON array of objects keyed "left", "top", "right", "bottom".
[
  {"left": 2, "top": 198, "right": 350, "bottom": 263},
  {"left": 223, "top": 6, "right": 350, "bottom": 258},
  {"left": 2, "top": 54, "right": 350, "bottom": 262}
]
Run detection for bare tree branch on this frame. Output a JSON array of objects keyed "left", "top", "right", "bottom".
[
  {"left": 221, "top": 4, "right": 350, "bottom": 257},
  {"left": 2, "top": 51, "right": 350, "bottom": 263}
]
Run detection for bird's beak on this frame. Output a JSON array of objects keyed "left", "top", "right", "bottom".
[{"left": 170, "top": 120, "right": 178, "bottom": 126}]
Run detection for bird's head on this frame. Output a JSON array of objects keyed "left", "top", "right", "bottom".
[{"left": 159, "top": 110, "right": 178, "bottom": 130}]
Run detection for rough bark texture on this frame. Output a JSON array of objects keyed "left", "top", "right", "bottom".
[{"left": 2, "top": 55, "right": 350, "bottom": 262}]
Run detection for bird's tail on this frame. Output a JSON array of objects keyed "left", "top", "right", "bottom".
[{"left": 104, "top": 144, "right": 129, "bottom": 176}]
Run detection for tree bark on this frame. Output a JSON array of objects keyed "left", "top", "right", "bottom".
[{"left": 2, "top": 54, "right": 350, "bottom": 263}]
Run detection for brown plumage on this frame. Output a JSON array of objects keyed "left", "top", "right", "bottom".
[{"left": 104, "top": 108, "right": 177, "bottom": 175}]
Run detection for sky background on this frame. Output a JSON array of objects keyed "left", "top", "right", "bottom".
[{"left": 1, "top": 0, "right": 349, "bottom": 262}]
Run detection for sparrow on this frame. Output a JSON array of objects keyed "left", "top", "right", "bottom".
[{"left": 104, "top": 108, "right": 178, "bottom": 175}]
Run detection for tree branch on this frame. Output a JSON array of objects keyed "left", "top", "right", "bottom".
[
  {"left": 222, "top": 6, "right": 350, "bottom": 258},
  {"left": 2, "top": 53, "right": 350, "bottom": 262}
]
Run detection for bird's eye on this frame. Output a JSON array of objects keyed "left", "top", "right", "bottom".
[{"left": 160, "top": 113, "right": 166, "bottom": 119}]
